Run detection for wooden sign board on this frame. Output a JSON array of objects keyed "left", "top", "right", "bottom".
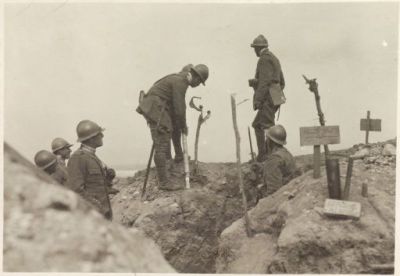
[
  {"left": 360, "top": 119, "right": 381, "bottom": 132},
  {"left": 300, "top": 126, "right": 340, "bottom": 146},
  {"left": 323, "top": 198, "right": 361, "bottom": 219}
]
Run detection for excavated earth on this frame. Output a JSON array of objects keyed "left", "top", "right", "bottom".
[
  {"left": 111, "top": 140, "right": 396, "bottom": 274},
  {"left": 3, "top": 143, "right": 174, "bottom": 272},
  {"left": 216, "top": 140, "right": 396, "bottom": 274}
]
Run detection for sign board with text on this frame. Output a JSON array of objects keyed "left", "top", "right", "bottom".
[
  {"left": 300, "top": 126, "right": 340, "bottom": 146},
  {"left": 360, "top": 119, "right": 381, "bottom": 132}
]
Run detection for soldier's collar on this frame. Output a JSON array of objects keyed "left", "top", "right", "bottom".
[
  {"left": 260, "top": 48, "right": 269, "bottom": 55},
  {"left": 81, "top": 144, "right": 96, "bottom": 154}
]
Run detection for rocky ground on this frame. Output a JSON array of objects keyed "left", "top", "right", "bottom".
[
  {"left": 3, "top": 143, "right": 174, "bottom": 272},
  {"left": 216, "top": 156, "right": 395, "bottom": 273},
  {"left": 111, "top": 139, "right": 396, "bottom": 274},
  {"left": 4, "top": 138, "right": 396, "bottom": 273}
]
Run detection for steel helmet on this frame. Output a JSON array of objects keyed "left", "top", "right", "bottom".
[
  {"left": 51, "top": 137, "right": 73, "bottom": 153},
  {"left": 191, "top": 64, "right": 209, "bottom": 85},
  {"left": 76, "top": 120, "right": 105, "bottom": 142},
  {"left": 265, "top": 125, "right": 287, "bottom": 145},
  {"left": 34, "top": 150, "right": 57, "bottom": 169},
  {"left": 181, "top": 64, "right": 193, "bottom": 73},
  {"left": 251, "top": 34, "right": 268, "bottom": 48}
]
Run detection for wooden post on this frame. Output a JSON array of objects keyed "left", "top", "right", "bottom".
[
  {"left": 303, "top": 75, "right": 330, "bottom": 157},
  {"left": 248, "top": 127, "right": 255, "bottom": 162},
  {"left": 231, "top": 94, "right": 253, "bottom": 238},
  {"left": 365, "top": 110, "right": 370, "bottom": 144},
  {"left": 325, "top": 158, "right": 341, "bottom": 199},
  {"left": 343, "top": 157, "right": 353, "bottom": 200},
  {"left": 182, "top": 134, "right": 190, "bottom": 189},
  {"left": 313, "top": 145, "right": 321, "bottom": 178},
  {"left": 194, "top": 113, "right": 202, "bottom": 174}
]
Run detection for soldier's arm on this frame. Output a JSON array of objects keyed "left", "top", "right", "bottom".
[
  {"left": 172, "top": 81, "right": 188, "bottom": 131},
  {"left": 67, "top": 155, "right": 86, "bottom": 194},
  {"left": 263, "top": 156, "right": 284, "bottom": 196}
]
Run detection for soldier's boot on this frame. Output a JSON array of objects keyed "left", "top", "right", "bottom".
[
  {"left": 172, "top": 128, "right": 184, "bottom": 163},
  {"left": 255, "top": 128, "right": 267, "bottom": 162}
]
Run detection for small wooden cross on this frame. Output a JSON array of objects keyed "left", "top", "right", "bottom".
[{"left": 360, "top": 111, "right": 381, "bottom": 144}]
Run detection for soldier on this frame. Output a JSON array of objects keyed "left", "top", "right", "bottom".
[
  {"left": 67, "top": 120, "right": 113, "bottom": 220},
  {"left": 137, "top": 64, "right": 209, "bottom": 191},
  {"left": 166, "top": 64, "right": 194, "bottom": 164},
  {"left": 258, "top": 125, "right": 296, "bottom": 198},
  {"left": 34, "top": 150, "right": 68, "bottom": 185},
  {"left": 249, "top": 34, "right": 285, "bottom": 162},
  {"left": 51, "top": 137, "right": 73, "bottom": 185}
]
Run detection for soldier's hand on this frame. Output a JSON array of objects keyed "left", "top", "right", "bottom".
[
  {"left": 106, "top": 168, "right": 116, "bottom": 180},
  {"left": 248, "top": 78, "right": 258, "bottom": 88}
]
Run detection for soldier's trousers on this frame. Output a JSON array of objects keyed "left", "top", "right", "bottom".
[
  {"left": 166, "top": 127, "right": 183, "bottom": 160},
  {"left": 252, "top": 101, "right": 279, "bottom": 158},
  {"left": 149, "top": 122, "right": 171, "bottom": 183}
]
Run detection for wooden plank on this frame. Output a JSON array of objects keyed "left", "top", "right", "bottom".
[
  {"left": 300, "top": 126, "right": 340, "bottom": 146},
  {"left": 313, "top": 145, "right": 321, "bottom": 178},
  {"left": 323, "top": 198, "right": 361, "bottom": 219},
  {"left": 360, "top": 119, "right": 381, "bottom": 131}
]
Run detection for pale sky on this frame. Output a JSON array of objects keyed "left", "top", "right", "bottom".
[{"left": 4, "top": 2, "right": 398, "bottom": 169}]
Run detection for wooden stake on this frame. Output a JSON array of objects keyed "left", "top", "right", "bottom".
[
  {"left": 231, "top": 94, "right": 253, "bottom": 238},
  {"left": 313, "top": 145, "right": 321, "bottom": 178},
  {"left": 365, "top": 110, "right": 370, "bottom": 144},
  {"left": 194, "top": 113, "right": 202, "bottom": 174},
  {"left": 248, "top": 127, "right": 255, "bottom": 162},
  {"left": 343, "top": 157, "right": 353, "bottom": 200},
  {"left": 303, "top": 75, "right": 330, "bottom": 157}
]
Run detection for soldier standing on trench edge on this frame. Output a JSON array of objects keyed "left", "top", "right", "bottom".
[
  {"left": 165, "top": 64, "right": 194, "bottom": 166},
  {"left": 249, "top": 34, "right": 285, "bottom": 162},
  {"left": 137, "top": 64, "right": 209, "bottom": 191},
  {"left": 67, "top": 120, "right": 113, "bottom": 220}
]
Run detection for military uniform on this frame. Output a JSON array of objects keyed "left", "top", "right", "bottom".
[
  {"left": 137, "top": 71, "right": 189, "bottom": 184},
  {"left": 50, "top": 156, "right": 69, "bottom": 185},
  {"left": 260, "top": 146, "right": 296, "bottom": 198},
  {"left": 67, "top": 144, "right": 112, "bottom": 220},
  {"left": 252, "top": 48, "right": 285, "bottom": 159}
]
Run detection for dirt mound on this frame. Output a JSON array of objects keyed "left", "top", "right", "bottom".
[
  {"left": 111, "top": 161, "right": 260, "bottom": 273},
  {"left": 216, "top": 142, "right": 395, "bottom": 274},
  {"left": 3, "top": 143, "right": 174, "bottom": 273}
]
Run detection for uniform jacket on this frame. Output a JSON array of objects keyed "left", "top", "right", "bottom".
[
  {"left": 137, "top": 72, "right": 189, "bottom": 132},
  {"left": 67, "top": 146, "right": 112, "bottom": 219},
  {"left": 51, "top": 162, "right": 69, "bottom": 186},
  {"left": 263, "top": 146, "right": 296, "bottom": 196},
  {"left": 253, "top": 48, "right": 285, "bottom": 109}
]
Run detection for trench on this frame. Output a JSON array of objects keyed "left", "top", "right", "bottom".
[{"left": 111, "top": 162, "right": 263, "bottom": 273}]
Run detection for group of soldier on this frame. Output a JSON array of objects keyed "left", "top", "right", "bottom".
[{"left": 33, "top": 34, "right": 297, "bottom": 220}]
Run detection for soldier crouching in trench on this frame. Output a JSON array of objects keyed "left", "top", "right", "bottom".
[
  {"left": 257, "top": 125, "right": 297, "bottom": 199},
  {"left": 67, "top": 120, "right": 113, "bottom": 220},
  {"left": 34, "top": 150, "right": 69, "bottom": 185},
  {"left": 137, "top": 64, "right": 209, "bottom": 191}
]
